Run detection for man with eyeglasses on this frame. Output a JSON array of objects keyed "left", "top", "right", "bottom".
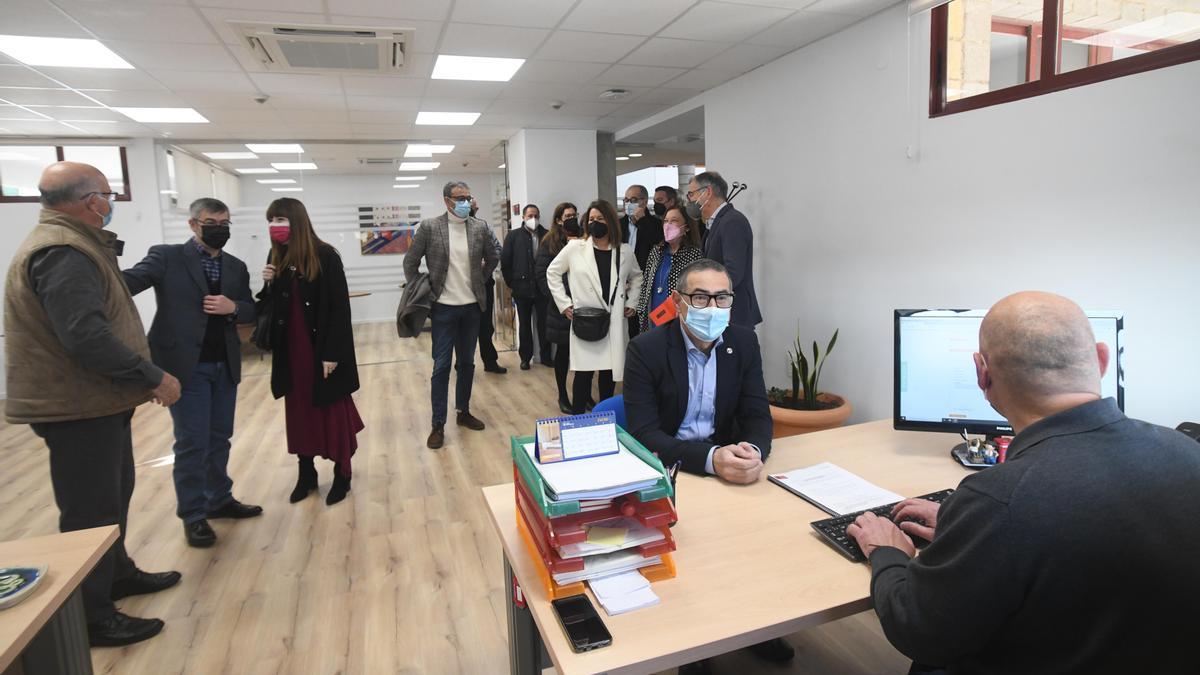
[
  {"left": 686, "top": 171, "right": 762, "bottom": 328},
  {"left": 123, "top": 198, "right": 262, "bottom": 549},
  {"left": 405, "top": 181, "right": 499, "bottom": 449},
  {"left": 624, "top": 258, "right": 790, "bottom": 670},
  {"left": 4, "top": 161, "right": 183, "bottom": 647}
]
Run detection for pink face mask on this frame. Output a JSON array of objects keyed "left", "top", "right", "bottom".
[
  {"left": 269, "top": 224, "right": 291, "bottom": 244},
  {"left": 663, "top": 222, "right": 684, "bottom": 243}
]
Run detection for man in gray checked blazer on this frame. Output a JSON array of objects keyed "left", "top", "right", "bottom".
[{"left": 403, "top": 180, "right": 499, "bottom": 449}]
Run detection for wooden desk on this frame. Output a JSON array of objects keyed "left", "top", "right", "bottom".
[
  {"left": 481, "top": 420, "right": 971, "bottom": 675},
  {"left": 0, "top": 526, "right": 118, "bottom": 675}
]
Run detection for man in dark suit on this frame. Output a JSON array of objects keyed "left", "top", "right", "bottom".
[
  {"left": 687, "top": 171, "right": 762, "bottom": 328},
  {"left": 621, "top": 184, "right": 664, "bottom": 339},
  {"left": 124, "top": 198, "right": 262, "bottom": 548},
  {"left": 501, "top": 203, "right": 551, "bottom": 369}
]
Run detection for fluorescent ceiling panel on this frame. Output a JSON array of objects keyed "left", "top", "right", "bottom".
[
  {"left": 272, "top": 187, "right": 304, "bottom": 192},
  {"left": 395, "top": 176, "right": 428, "bottom": 181},
  {"left": 236, "top": 167, "right": 278, "bottom": 174},
  {"left": 245, "top": 143, "right": 305, "bottom": 153},
  {"left": 415, "top": 111, "right": 480, "bottom": 126},
  {"left": 0, "top": 35, "right": 134, "bottom": 69},
  {"left": 398, "top": 162, "right": 440, "bottom": 170},
  {"left": 204, "top": 152, "right": 258, "bottom": 159},
  {"left": 432, "top": 55, "right": 525, "bottom": 82},
  {"left": 404, "top": 144, "right": 455, "bottom": 157},
  {"left": 271, "top": 162, "right": 318, "bottom": 170},
  {"left": 114, "top": 107, "right": 209, "bottom": 123},
  {"left": 393, "top": 184, "right": 419, "bottom": 189},
  {"left": 257, "top": 178, "right": 296, "bottom": 184}
]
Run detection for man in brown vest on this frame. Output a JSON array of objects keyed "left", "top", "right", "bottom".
[{"left": 4, "top": 162, "right": 183, "bottom": 647}]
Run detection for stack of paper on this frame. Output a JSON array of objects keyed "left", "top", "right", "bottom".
[
  {"left": 523, "top": 442, "right": 661, "bottom": 502},
  {"left": 557, "top": 517, "right": 667, "bottom": 559},
  {"left": 552, "top": 549, "right": 662, "bottom": 586},
  {"left": 590, "top": 571, "right": 660, "bottom": 616},
  {"left": 768, "top": 462, "right": 904, "bottom": 515}
]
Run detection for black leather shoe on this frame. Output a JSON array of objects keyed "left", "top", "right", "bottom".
[
  {"left": 558, "top": 398, "right": 574, "bottom": 415},
  {"left": 88, "top": 611, "right": 164, "bottom": 647},
  {"left": 207, "top": 499, "right": 263, "bottom": 519},
  {"left": 748, "top": 637, "right": 795, "bottom": 662},
  {"left": 456, "top": 411, "right": 486, "bottom": 431},
  {"left": 427, "top": 425, "right": 445, "bottom": 449},
  {"left": 520, "top": 360, "right": 531, "bottom": 370},
  {"left": 484, "top": 363, "right": 508, "bottom": 374},
  {"left": 111, "top": 569, "right": 181, "bottom": 601},
  {"left": 326, "top": 472, "right": 351, "bottom": 505},
  {"left": 184, "top": 520, "right": 216, "bottom": 548}
]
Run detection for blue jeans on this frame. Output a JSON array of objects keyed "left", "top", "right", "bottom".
[
  {"left": 430, "top": 302, "right": 482, "bottom": 425},
  {"left": 169, "top": 361, "right": 237, "bottom": 523}
]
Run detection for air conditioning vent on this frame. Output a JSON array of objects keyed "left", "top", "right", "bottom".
[
  {"left": 231, "top": 21, "right": 414, "bottom": 74},
  {"left": 358, "top": 158, "right": 399, "bottom": 166}
]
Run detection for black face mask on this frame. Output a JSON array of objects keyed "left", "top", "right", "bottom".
[
  {"left": 201, "top": 225, "right": 231, "bottom": 250},
  {"left": 588, "top": 220, "right": 609, "bottom": 239},
  {"left": 562, "top": 216, "right": 583, "bottom": 237},
  {"left": 652, "top": 202, "right": 667, "bottom": 218}
]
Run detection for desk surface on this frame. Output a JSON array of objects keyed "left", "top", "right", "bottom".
[
  {"left": 482, "top": 419, "right": 971, "bottom": 675},
  {"left": 0, "top": 526, "right": 118, "bottom": 671}
]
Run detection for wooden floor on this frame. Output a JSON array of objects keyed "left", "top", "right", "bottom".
[{"left": 0, "top": 322, "right": 910, "bottom": 675}]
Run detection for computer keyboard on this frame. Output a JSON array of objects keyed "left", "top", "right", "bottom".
[{"left": 810, "top": 489, "right": 955, "bottom": 563}]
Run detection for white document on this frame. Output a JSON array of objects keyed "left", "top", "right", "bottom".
[
  {"left": 768, "top": 462, "right": 904, "bottom": 516},
  {"left": 523, "top": 442, "right": 661, "bottom": 501},
  {"left": 552, "top": 549, "right": 662, "bottom": 586},
  {"left": 591, "top": 571, "right": 660, "bottom": 616},
  {"left": 556, "top": 517, "right": 667, "bottom": 559}
]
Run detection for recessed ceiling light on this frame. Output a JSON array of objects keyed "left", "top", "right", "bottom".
[
  {"left": 498, "top": 163, "right": 506, "bottom": 169},
  {"left": 399, "top": 162, "right": 440, "bottom": 171},
  {"left": 272, "top": 187, "right": 304, "bottom": 192},
  {"left": 395, "top": 176, "right": 427, "bottom": 181},
  {"left": 616, "top": 156, "right": 629, "bottom": 161},
  {"left": 257, "top": 178, "right": 297, "bottom": 184},
  {"left": 113, "top": 107, "right": 209, "bottom": 123},
  {"left": 204, "top": 152, "right": 258, "bottom": 159},
  {"left": 246, "top": 143, "right": 305, "bottom": 153},
  {"left": 271, "top": 162, "right": 317, "bottom": 170},
  {"left": 416, "top": 112, "right": 480, "bottom": 126},
  {"left": 236, "top": 168, "right": 278, "bottom": 174},
  {"left": 0, "top": 35, "right": 134, "bottom": 69},
  {"left": 404, "top": 144, "right": 455, "bottom": 158},
  {"left": 628, "top": 153, "right": 643, "bottom": 158},
  {"left": 432, "top": 55, "right": 525, "bottom": 82},
  {"left": 393, "top": 184, "right": 419, "bottom": 189}
]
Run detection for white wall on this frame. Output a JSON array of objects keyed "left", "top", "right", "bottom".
[
  {"left": 617, "top": 167, "right": 681, "bottom": 205},
  {"left": 507, "top": 128, "right": 599, "bottom": 216},
  {"left": 620, "top": 5, "right": 1200, "bottom": 428}
]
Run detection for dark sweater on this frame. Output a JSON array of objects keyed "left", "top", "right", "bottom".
[{"left": 868, "top": 398, "right": 1200, "bottom": 674}]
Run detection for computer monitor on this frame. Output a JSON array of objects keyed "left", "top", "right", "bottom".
[{"left": 894, "top": 309, "right": 1123, "bottom": 436}]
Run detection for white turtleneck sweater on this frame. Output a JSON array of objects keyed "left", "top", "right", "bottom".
[{"left": 440, "top": 209, "right": 475, "bottom": 306}]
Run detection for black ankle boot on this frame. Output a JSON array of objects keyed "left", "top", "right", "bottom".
[
  {"left": 289, "top": 457, "right": 318, "bottom": 503},
  {"left": 326, "top": 466, "right": 351, "bottom": 505}
]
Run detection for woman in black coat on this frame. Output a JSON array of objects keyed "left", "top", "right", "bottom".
[
  {"left": 259, "top": 197, "right": 363, "bottom": 506},
  {"left": 534, "top": 202, "right": 581, "bottom": 414}
]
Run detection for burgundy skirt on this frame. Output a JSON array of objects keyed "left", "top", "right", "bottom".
[{"left": 283, "top": 280, "right": 363, "bottom": 474}]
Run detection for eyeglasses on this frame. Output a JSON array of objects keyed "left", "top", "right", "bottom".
[
  {"left": 450, "top": 195, "right": 473, "bottom": 203},
  {"left": 196, "top": 218, "right": 232, "bottom": 227},
  {"left": 679, "top": 291, "right": 734, "bottom": 309},
  {"left": 84, "top": 191, "right": 119, "bottom": 203},
  {"left": 685, "top": 186, "right": 709, "bottom": 201}
]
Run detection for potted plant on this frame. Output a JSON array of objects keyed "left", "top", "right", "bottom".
[{"left": 767, "top": 328, "right": 852, "bottom": 438}]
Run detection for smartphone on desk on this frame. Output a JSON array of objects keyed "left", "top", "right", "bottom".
[{"left": 552, "top": 595, "right": 612, "bottom": 653}]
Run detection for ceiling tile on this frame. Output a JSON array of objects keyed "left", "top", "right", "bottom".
[
  {"left": 510, "top": 60, "right": 610, "bottom": 84},
  {"left": 698, "top": 42, "right": 791, "bottom": 72},
  {"left": 561, "top": 0, "right": 698, "bottom": 36},
  {"left": 494, "top": 81, "right": 583, "bottom": 102},
  {"left": 328, "top": 17, "right": 447, "bottom": 53},
  {"left": 0, "top": 66, "right": 60, "bottom": 89},
  {"left": 348, "top": 109, "right": 418, "bottom": 124},
  {"left": 54, "top": 1, "right": 221, "bottom": 44},
  {"left": 570, "top": 84, "right": 650, "bottom": 102},
  {"left": 341, "top": 74, "right": 427, "bottom": 97},
  {"left": 621, "top": 38, "right": 732, "bottom": 69},
  {"left": 82, "top": 90, "right": 187, "bottom": 107},
  {"left": 350, "top": 122, "right": 416, "bottom": 135},
  {"left": 196, "top": 107, "right": 284, "bottom": 124},
  {"left": 346, "top": 96, "right": 423, "bottom": 112},
  {"left": 198, "top": 8, "right": 329, "bottom": 46},
  {"left": 422, "top": 80, "right": 506, "bottom": 100},
  {"left": 746, "top": 10, "right": 860, "bottom": 48},
  {"left": 661, "top": 3, "right": 796, "bottom": 42},
  {"left": 176, "top": 91, "right": 275, "bottom": 109},
  {"left": 276, "top": 108, "right": 349, "bottom": 123},
  {"left": 417, "top": 97, "right": 492, "bottom": 112},
  {"left": 535, "top": 31, "right": 646, "bottom": 64},
  {"left": 440, "top": 24, "right": 551, "bottom": 59},
  {"left": 32, "top": 107, "right": 127, "bottom": 122},
  {"left": 609, "top": 102, "right": 672, "bottom": 119},
  {"left": 0, "top": 105, "right": 51, "bottom": 120},
  {"left": 148, "top": 70, "right": 258, "bottom": 93},
  {"left": 451, "top": 0, "right": 577, "bottom": 28},
  {"left": 634, "top": 87, "right": 702, "bottom": 105},
  {"left": 331, "top": 0, "right": 453, "bottom": 22},
  {"left": 31, "top": 66, "right": 170, "bottom": 92},
  {"left": 106, "top": 41, "right": 242, "bottom": 73},
  {"left": 805, "top": 0, "right": 891, "bottom": 16},
  {"left": 249, "top": 73, "right": 345, "bottom": 96},
  {"left": 191, "top": 0, "right": 325, "bottom": 11},
  {"left": 663, "top": 68, "right": 742, "bottom": 89},
  {"left": 0, "top": 88, "right": 97, "bottom": 106},
  {"left": 0, "top": 0, "right": 93, "bottom": 39},
  {"left": 267, "top": 94, "right": 346, "bottom": 111},
  {"left": 593, "top": 64, "right": 688, "bottom": 88}
]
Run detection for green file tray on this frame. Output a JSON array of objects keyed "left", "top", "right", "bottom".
[{"left": 511, "top": 428, "right": 674, "bottom": 518}]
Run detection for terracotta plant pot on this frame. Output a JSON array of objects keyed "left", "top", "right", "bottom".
[{"left": 769, "top": 393, "right": 852, "bottom": 438}]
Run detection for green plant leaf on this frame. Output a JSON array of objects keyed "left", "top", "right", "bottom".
[{"left": 826, "top": 329, "right": 838, "bottom": 356}]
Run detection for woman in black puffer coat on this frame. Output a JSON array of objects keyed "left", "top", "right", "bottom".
[{"left": 534, "top": 202, "right": 582, "bottom": 414}]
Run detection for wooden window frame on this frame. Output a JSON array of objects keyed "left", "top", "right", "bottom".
[
  {"left": 0, "top": 145, "right": 132, "bottom": 203},
  {"left": 930, "top": 0, "right": 1200, "bottom": 117}
]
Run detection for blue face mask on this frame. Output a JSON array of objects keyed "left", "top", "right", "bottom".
[
  {"left": 93, "top": 194, "right": 114, "bottom": 228},
  {"left": 683, "top": 305, "right": 730, "bottom": 342},
  {"left": 624, "top": 201, "right": 638, "bottom": 217},
  {"left": 452, "top": 199, "right": 471, "bottom": 219}
]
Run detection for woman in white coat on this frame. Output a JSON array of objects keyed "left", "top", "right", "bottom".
[{"left": 546, "top": 199, "right": 643, "bottom": 414}]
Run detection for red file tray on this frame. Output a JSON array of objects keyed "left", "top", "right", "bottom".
[
  {"left": 513, "top": 466, "right": 677, "bottom": 548},
  {"left": 516, "top": 483, "right": 675, "bottom": 574}
]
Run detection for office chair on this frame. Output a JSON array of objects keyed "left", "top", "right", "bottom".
[{"left": 592, "top": 395, "right": 627, "bottom": 430}]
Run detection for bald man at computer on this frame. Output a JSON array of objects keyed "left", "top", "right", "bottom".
[{"left": 848, "top": 291, "right": 1200, "bottom": 675}]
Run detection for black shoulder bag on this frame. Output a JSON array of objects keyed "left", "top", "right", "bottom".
[
  {"left": 571, "top": 244, "right": 621, "bottom": 342},
  {"left": 251, "top": 281, "right": 274, "bottom": 351}
]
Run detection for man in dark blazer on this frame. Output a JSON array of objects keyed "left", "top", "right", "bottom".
[
  {"left": 621, "top": 184, "right": 664, "bottom": 339},
  {"left": 123, "top": 197, "right": 262, "bottom": 548},
  {"left": 404, "top": 180, "right": 500, "bottom": 449},
  {"left": 501, "top": 203, "right": 550, "bottom": 369},
  {"left": 688, "top": 171, "right": 762, "bottom": 328}
]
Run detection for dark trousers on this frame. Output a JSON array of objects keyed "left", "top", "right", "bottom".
[
  {"left": 627, "top": 315, "right": 641, "bottom": 341},
  {"left": 168, "top": 361, "right": 237, "bottom": 524},
  {"left": 32, "top": 410, "right": 138, "bottom": 623},
  {"left": 572, "top": 370, "right": 614, "bottom": 414},
  {"left": 431, "top": 301, "right": 482, "bottom": 425},
  {"left": 515, "top": 295, "right": 553, "bottom": 364},
  {"left": 554, "top": 343, "right": 571, "bottom": 403},
  {"left": 478, "top": 279, "right": 499, "bottom": 366}
]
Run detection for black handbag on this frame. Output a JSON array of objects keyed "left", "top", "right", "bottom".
[
  {"left": 251, "top": 283, "right": 274, "bottom": 351},
  {"left": 572, "top": 245, "right": 621, "bottom": 342}
]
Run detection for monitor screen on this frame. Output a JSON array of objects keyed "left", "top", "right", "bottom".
[{"left": 894, "top": 309, "right": 1123, "bottom": 435}]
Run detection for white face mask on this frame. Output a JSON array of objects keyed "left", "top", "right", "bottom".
[{"left": 524, "top": 217, "right": 538, "bottom": 230}]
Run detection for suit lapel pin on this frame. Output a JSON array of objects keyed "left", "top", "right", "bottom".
[{"left": 725, "top": 347, "right": 733, "bottom": 354}]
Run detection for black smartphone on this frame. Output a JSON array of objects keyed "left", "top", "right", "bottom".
[{"left": 551, "top": 595, "right": 612, "bottom": 653}]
